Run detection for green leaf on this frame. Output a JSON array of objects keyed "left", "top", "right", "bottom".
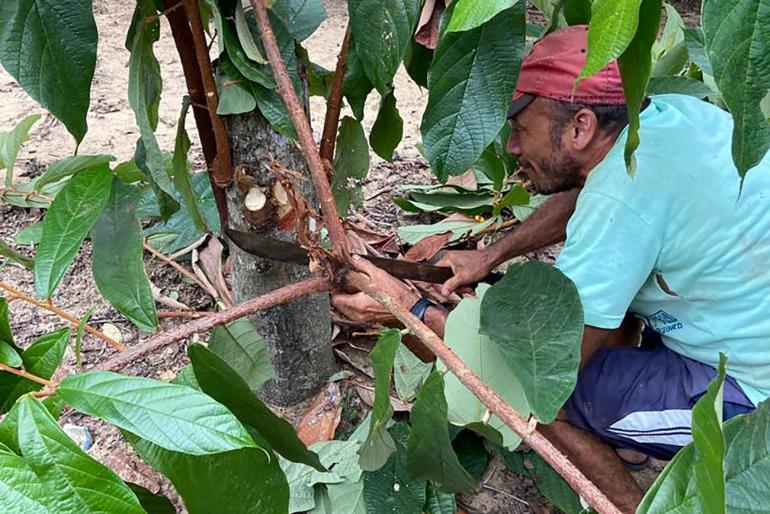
[
  {"left": 397, "top": 220, "right": 483, "bottom": 245},
  {"left": 617, "top": 0, "right": 661, "bottom": 173},
  {"left": 647, "top": 76, "right": 715, "bottom": 98},
  {"left": 114, "top": 160, "right": 148, "bottom": 184},
  {"left": 0, "top": 328, "right": 68, "bottom": 413},
  {"left": 235, "top": 2, "right": 267, "bottom": 63},
  {"left": 218, "top": 80, "right": 257, "bottom": 115},
  {"left": 363, "top": 423, "right": 426, "bottom": 514},
  {"left": 34, "top": 165, "right": 112, "bottom": 298},
  {"left": 578, "top": 0, "right": 643, "bottom": 82},
  {"left": 332, "top": 117, "right": 370, "bottom": 216},
  {"left": 270, "top": 0, "right": 326, "bottom": 41},
  {"left": 323, "top": 480, "right": 367, "bottom": 514},
  {"left": 424, "top": 484, "right": 457, "bottom": 514},
  {"left": 403, "top": 38, "right": 432, "bottom": 88},
  {"left": 393, "top": 343, "right": 432, "bottom": 402},
  {"left": 35, "top": 155, "right": 115, "bottom": 191},
  {"left": 209, "top": 317, "right": 274, "bottom": 390},
  {"left": 348, "top": 0, "right": 421, "bottom": 93},
  {"left": 0, "top": 114, "right": 41, "bottom": 187},
  {"left": 359, "top": 329, "right": 401, "bottom": 472},
  {"left": 446, "top": 0, "right": 517, "bottom": 32},
  {"left": 251, "top": 82, "right": 299, "bottom": 141},
  {"left": 17, "top": 396, "right": 145, "bottom": 513},
  {"left": 452, "top": 429, "right": 489, "bottom": 480},
  {"left": 399, "top": 190, "right": 495, "bottom": 214},
  {"left": 127, "top": 433, "right": 289, "bottom": 514},
  {"left": 343, "top": 43, "right": 374, "bottom": 120},
  {"left": 0, "top": 447, "right": 52, "bottom": 513},
  {"left": 438, "top": 284, "right": 530, "bottom": 449},
  {"left": 407, "top": 372, "right": 476, "bottom": 494},
  {"left": 493, "top": 184, "right": 529, "bottom": 216},
  {"left": 691, "top": 353, "right": 727, "bottom": 514},
  {"left": 222, "top": 17, "right": 275, "bottom": 88},
  {"left": 473, "top": 145, "right": 507, "bottom": 192},
  {"left": 479, "top": 262, "right": 583, "bottom": 423},
  {"left": 702, "top": 0, "right": 770, "bottom": 177},
  {"left": 172, "top": 98, "right": 206, "bottom": 232},
  {"left": 58, "top": 371, "right": 257, "bottom": 455},
  {"left": 14, "top": 222, "right": 43, "bottom": 246},
  {"left": 126, "top": 4, "right": 174, "bottom": 197},
  {"left": 91, "top": 181, "right": 158, "bottom": 332},
  {"left": 683, "top": 27, "right": 712, "bottom": 76},
  {"left": 0, "top": 0, "right": 96, "bottom": 143},
  {"left": 421, "top": 3, "right": 525, "bottom": 180},
  {"left": 0, "top": 341, "right": 21, "bottom": 368},
  {"left": 0, "top": 298, "right": 13, "bottom": 346},
  {"left": 0, "top": 240, "right": 33, "bottom": 270},
  {"left": 370, "top": 91, "right": 403, "bottom": 162},
  {"left": 188, "top": 344, "right": 324, "bottom": 470},
  {"left": 563, "top": 0, "right": 591, "bottom": 25},
  {"left": 126, "top": 483, "right": 175, "bottom": 514}
]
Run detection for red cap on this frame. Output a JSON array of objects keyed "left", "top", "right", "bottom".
[{"left": 508, "top": 25, "right": 626, "bottom": 117}]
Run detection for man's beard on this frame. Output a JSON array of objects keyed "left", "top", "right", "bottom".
[{"left": 521, "top": 148, "right": 581, "bottom": 195}]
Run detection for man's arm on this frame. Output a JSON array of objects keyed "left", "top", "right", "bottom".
[{"left": 438, "top": 188, "right": 580, "bottom": 294}]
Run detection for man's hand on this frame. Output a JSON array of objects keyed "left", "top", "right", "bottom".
[{"left": 436, "top": 249, "right": 495, "bottom": 296}]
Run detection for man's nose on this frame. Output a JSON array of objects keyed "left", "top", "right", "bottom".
[{"left": 506, "top": 131, "right": 522, "bottom": 156}]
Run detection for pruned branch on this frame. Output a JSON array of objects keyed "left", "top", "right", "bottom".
[
  {"left": 144, "top": 242, "right": 216, "bottom": 297},
  {"left": 97, "top": 277, "right": 332, "bottom": 371},
  {"left": 0, "top": 363, "right": 55, "bottom": 388},
  {"left": 319, "top": 29, "right": 350, "bottom": 166}
]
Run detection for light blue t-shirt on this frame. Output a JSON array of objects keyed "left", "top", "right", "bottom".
[{"left": 556, "top": 94, "right": 770, "bottom": 406}]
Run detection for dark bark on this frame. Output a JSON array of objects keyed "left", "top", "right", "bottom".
[{"left": 226, "top": 112, "right": 335, "bottom": 406}]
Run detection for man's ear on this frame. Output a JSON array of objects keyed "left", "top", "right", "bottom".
[{"left": 568, "top": 108, "right": 599, "bottom": 152}]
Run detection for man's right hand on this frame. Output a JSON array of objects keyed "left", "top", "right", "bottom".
[{"left": 436, "top": 249, "right": 495, "bottom": 296}]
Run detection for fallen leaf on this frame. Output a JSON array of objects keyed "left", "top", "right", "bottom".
[
  {"left": 334, "top": 344, "right": 374, "bottom": 378},
  {"left": 297, "top": 382, "right": 342, "bottom": 445},
  {"left": 195, "top": 236, "right": 236, "bottom": 307},
  {"left": 101, "top": 323, "right": 123, "bottom": 344},
  {"left": 403, "top": 232, "right": 451, "bottom": 262}
]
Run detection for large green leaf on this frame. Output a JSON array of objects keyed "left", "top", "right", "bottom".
[
  {"left": 407, "top": 372, "right": 476, "bottom": 494},
  {"left": 578, "top": 0, "right": 643, "bottom": 82},
  {"left": 647, "top": 76, "right": 715, "bottom": 98},
  {"left": 421, "top": 3, "right": 525, "bottom": 180},
  {"left": 16, "top": 396, "right": 144, "bottom": 513},
  {"left": 370, "top": 91, "right": 403, "bottom": 162},
  {"left": 438, "top": 284, "right": 530, "bottom": 449},
  {"left": 393, "top": 343, "right": 431, "bottom": 402},
  {"left": 363, "top": 423, "right": 426, "bottom": 514},
  {"left": 423, "top": 485, "right": 457, "bottom": 514},
  {"left": 91, "top": 180, "right": 157, "bottom": 332},
  {"left": 188, "top": 344, "right": 323, "bottom": 470},
  {"left": 0, "top": 240, "right": 33, "bottom": 270},
  {"left": 723, "top": 400, "right": 770, "bottom": 512},
  {"left": 0, "top": 328, "right": 68, "bottom": 413},
  {"left": 14, "top": 222, "right": 42, "bottom": 246},
  {"left": 0, "top": 114, "right": 40, "bottom": 187},
  {"left": 563, "top": 0, "right": 591, "bottom": 24},
  {"left": 34, "top": 164, "right": 112, "bottom": 298},
  {"left": 617, "top": 0, "right": 661, "bottom": 173},
  {"left": 0, "top": 448, "right": 52, "bottom": 513},
  {"left": 342, "top": 42, "right": 373, "bottom": 120},
  {"left": 332, "top": 116, "right": 370, "bottom": 216},
  {"left": 691, "top": 354, "right": 727, "bottom": 514},
  {"left": 359, "top": 329, "right": 400, "bottom": 472},
  {"left": 348, "top": 0, "right": 421, "bottom": 93},
  {"left": 446, "top": 0, "right": 517, "bottom": 32},
  {"left": 35, "top": 155, "right": 115, "bottom": 191},
  {"left": 234, "top": 2, "right": 266, "bottom": 64},
  {"left": 126, "top": 3, "right": 173, "bottom": 197},
  {"left": 703, "top": 0, "right": 770, "bottom": 177},
  {"left": 127, "top": 433, "right": 289, "bottom": 514},
  {"left": 683, "top": 27, "right": 712, "bottom": 75},
  {"left": 172, "top": 98, "right": 206, "bottom": 231},
  {"left": 270, "top": 0, "right": 326, "bottom": 41},
  {"left": 58, "top": 371, "right": 256, "bottom": 455},
  {"left": 251, "top": 83, "right": 299, "bottom": 141},
  {"left": 404, "top": 38, "right": 432, "bottom": 88},
  {"left": 0, "top": 341, "right": 21, "bottom": 368},
  {"left": 0, "top": 298, "right": 13, "bottom": 346},
  {"left": 208, "top": 317, "right": 274, "bottom": 390},
  {"left": 650, "top": 3, "right": 687, "bottom": 78},
  {"left": 0, "top": 1, "right": 96, "bottom": 143},
  {"left": 479, "top": 262, "right": 583, "bottom": 424}
]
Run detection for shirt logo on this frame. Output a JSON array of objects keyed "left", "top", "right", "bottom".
[{"left": 642, "top": 310, "right": 683, "bottom": 334}]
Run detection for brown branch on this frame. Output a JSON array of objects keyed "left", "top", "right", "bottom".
[
  {"left": 98, "top": 277, "right": 332, "bottom": 371},
  {"left": 0, "top": 363, "right": 55, "bottom": 388},
  {"left": 249, "top": 0, "right": 349, "bottom": 259},
  {"left": 0, "top": 282, "right": 125, "bottom": 352},
  {"left": 144, "top": 242, "right": 215, "bottom": 297},
  {"left": 158, "top": 310, "right": 215, "bottom": 318},
  {"left": 319, "top": 29, "right": 350, "bottom": 166},
  {"left": 345, "top": 261, "right": 623, "bottom": 514}
]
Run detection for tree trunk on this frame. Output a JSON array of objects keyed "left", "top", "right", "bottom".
[{"left": 226, "top": 112, "right": 335, "bottom": 406}]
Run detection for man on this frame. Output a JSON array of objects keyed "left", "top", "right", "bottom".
[{"left": 336, "top": 25, "right": 770, "bottom": 511}]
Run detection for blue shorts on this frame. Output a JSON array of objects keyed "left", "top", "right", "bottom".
[{"left": 564, "top": 330, "right": 755, "bottom": 460}]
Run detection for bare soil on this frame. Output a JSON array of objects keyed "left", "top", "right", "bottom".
[{"left": 0, "top": 1, "right": 696, "bottom": 512}]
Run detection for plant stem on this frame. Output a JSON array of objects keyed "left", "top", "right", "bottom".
[
  {"left": 319, "top": 29, "right": 350, "bottom": 166},
  {"left": 345, "top": 262, "right": 623, "bottom": 514},
  {"left": 144, "top": 242, "right": 216, "bottom": 297},
  {"left": 97, "top": 277, "right": 332, "bottom": 371},
  {"left": 249, "top": 0, "right": 349, "bottom": 259},
  {"left": 0, "top": 363, "right": 55, "bottom": 388},
  {"left": 0, "top": 282, "right": 125, "bottom": 352},
  {"left": 158, "top": 310, "right": 214, "bottom": 318}
]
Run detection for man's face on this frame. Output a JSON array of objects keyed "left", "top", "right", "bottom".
[{"left": 506, "top": 98, "right": 582, "bottom": 195}]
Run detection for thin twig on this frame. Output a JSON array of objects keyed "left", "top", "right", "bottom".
[
  {"left": 0, "top": 363, "right": 55, "bottom": 388},
  {"left": 98, "top": 277, "right": 332, "bottom": 371},
  {"left": 146, "top": 0, "right": 185, "bottom": 22},
  {"left": 249, "top": 0, "right": 349, "bottom": 259},
  {"left": 319, "top": 29, "right": 350, "bottom": 166},
  {"left": 0, "top": 282, "right": 125, "bottom": 352},
  {"left": 482, "top": 484, "right": 529, "bottom": 506},
  {"left": 345, "top": 260, "right": 622, "bottom": 514},
  {"left": 144, "top": 242, "right": 215, "bottom": 297},
  {"left": 158, "top": 310, "right": 215, "bottom": 319}
]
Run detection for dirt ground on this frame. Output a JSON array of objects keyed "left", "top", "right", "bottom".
[{"left": 0, "top": 1, "right": 698, "bottom": 512}]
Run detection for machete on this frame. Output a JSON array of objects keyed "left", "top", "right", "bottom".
[{"left": 226, "top": 229, "right": 504, "bottom": 285}]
